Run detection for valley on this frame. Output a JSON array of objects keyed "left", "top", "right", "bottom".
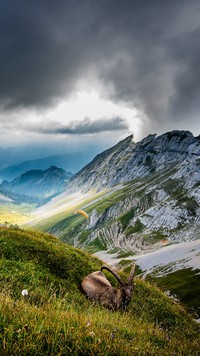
[
  {"left": 2, "top": 130, "right": 200, "bottom": 260},
  {"left": 1, "top": 130, "right": 200, "bottom": 321}
]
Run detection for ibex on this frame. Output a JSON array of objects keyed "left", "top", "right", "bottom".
[{"left": 81, "top": 264, "right": 135, "bottom": 310}]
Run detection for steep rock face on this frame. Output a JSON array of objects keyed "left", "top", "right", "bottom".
[
  {"left": 67, "top": 131, "right": 200, "bottom": 193},
  {"left": 77, "top": 171, "right": 200, "bottom": 253},
  {"left": 34, "top": 130, "right": 200, "bottom": 253}
]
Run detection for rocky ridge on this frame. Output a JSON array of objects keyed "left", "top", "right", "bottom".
[
  {"left": 68, "top": 130, "right": 200, "bottom": 193},
  {"left": 60, "top": 130, "right": 200, "bottom": 253}
]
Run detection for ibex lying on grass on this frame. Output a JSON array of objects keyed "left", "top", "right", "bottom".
[{"left": 81, "top": 264, "right": 135, "bottom": 310}]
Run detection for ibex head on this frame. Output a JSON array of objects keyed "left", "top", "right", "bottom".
[{"left": 81, "top": 263, "right": 135, "bottom": 310}]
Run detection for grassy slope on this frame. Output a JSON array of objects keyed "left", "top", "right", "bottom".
[
  {"left": 30, "top": 183, "right": 136, "bottom": 247},
  {"left": 28, "top": 165, "right": 186, "bottom": 251},
  {"left": 0, "top": 202, "right": 36, "bottom": 225},
  {"left": 24, "top": 189, "right": 110, "bottom": 231},
  {"left": 0, "top": 227, "right": 200, "bottom": 355},
  {"left": 146, "top": 267, "right": 200, "bottom": 319}
]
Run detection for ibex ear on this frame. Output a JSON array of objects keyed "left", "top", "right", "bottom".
[{"left": 128, "top": 263, "right": 135, "bottom": 285}]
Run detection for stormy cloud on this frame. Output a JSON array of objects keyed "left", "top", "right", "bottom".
[
  {"left": 16, "top": 117, "right": 128, "bottom": 135},
  {"left": 0, "top": 0, "right": 200, "bottom": 136}
]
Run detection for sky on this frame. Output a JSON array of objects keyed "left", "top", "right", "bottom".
[{"left": 0, "top": 0, "right": 200, "bottom": 153}]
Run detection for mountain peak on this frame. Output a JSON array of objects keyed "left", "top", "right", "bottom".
[
  {"left": 67, "top": 130, "right": 200, "bottom": 193},
  {"left": 2, "top": 166, "right": 73, "bottom": 203}
]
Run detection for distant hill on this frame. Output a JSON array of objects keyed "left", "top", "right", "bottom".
[
  {"left": 0, "top": 226, "right": 199, "bottom": 355},
  {"left": 2, "top": 166, "right": 72, "bottom": 203},
  {"left": 0, "top": 152, "right": 93, "bottom": 182},
  {"left": 0, "top": 184, "right": 37, "bottom": 204}
]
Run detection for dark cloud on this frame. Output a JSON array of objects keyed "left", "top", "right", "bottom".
[
  {"left": 31, "top": 117, "right": 128, "bottom": 135},
  {"left": 0, "top": 0, "right": 200, "bottom": 134},
  {"left": 0, "top": 0, "right": 94, "bottom": 109}
]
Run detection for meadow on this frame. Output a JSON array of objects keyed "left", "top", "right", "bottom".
[{"left": 0, "top": 227, "right": 199, "bottom": 355}]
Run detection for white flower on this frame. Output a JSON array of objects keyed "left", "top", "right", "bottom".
[
  {"left": 21, "top": 289, "right": 28, "bottom": 296},
  {"left": 88, "top": 331, "right": 95, "bottom": 337}
]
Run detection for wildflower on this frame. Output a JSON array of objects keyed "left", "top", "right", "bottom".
[
  {"left": 21, "top": 289, "right": 28, "bottom": 296},
  {"left": 88, "top": 331, "right": 95, "bottom": 337},
  {"left": 111, "top": 330, "right": 117, "bottom": 339}
]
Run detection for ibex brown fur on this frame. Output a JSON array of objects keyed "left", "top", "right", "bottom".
[{"left": 81, "top": 264, "right": 135, "bottom": 310}]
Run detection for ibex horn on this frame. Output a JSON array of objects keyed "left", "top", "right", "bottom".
[
  {"left": 127, "top": 263, "right": 136, "bottom": 285},
  {"left": 101, "top": 266, "right": 125, "bottom": 286}
]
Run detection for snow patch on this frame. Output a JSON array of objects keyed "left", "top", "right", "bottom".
[{"left": 134, "top": 239, "right": 200, "bottom": 275}]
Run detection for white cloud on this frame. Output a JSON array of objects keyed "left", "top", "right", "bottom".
[{"left": 0, "top": 90, "right": 142, "bottom": 145}]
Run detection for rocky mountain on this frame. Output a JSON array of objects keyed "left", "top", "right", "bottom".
[
  {"left": 68, "top": 130, "right": 200, "bottom": 193},
  {"left": 30, "top": 130, "right": 200, "bottom": 255},
  {"left": 0, "top": 186, "right": 20, "bottom": 204},
  {"left": 23, "top": 130, "right": 200, "bottom": 321},
  {"left": 2, "top": 166, "right": 73, "bottom": 203},
  {"left": 0, "top": 152, "right": 92, "bottom": 182},
  {"left": 0, "top": 184, "right": 38, "bottom": 204}
]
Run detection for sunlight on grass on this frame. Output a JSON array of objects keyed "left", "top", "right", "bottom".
[
  {"left": 25, "top": 188, "right": 111, "bottom": 230},
  {"left": 0, "top": 203, "right": 35, "bottom": 225},
  {"left": 0, "top": 227, "right": 200, "bottom": 355}
]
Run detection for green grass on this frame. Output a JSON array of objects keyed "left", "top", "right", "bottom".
[
  {"left": 0, "top": 227, "right": 200, "bottom": 355},
  {"left": 177, "top": 196, "right": 199, "bottom": 216},
  {"left": 125, "top": 219, "right": 144, "bottom": 236},
  {"left": 117, "top": 259, "right": 133, "bottom": 267},
  {"left": 147, "top": 267, "right": 200, "bottom": 319},
  {"left": 119, "top": 208, "right": 136, "bottom": 229},
  {"left": 0, "top": 202, "right": 35, "bottom": 225},
  {"left": 87, "top": 236, "right": 108, "bottom": 253},
  {"left": 162, "top": 178, "right": 185, "bottom": 198},
  {"left": 116, "top": 250, "right": 135, "bottom": 258},
  {"left": 143, "top": 230, "right": 169, "bottom": 244}
]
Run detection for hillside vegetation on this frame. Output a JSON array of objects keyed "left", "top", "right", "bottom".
[
  {"left": 0, "top": 227, "right": 199, "bottom": 355},
  {"left": 146, "top": 267, "right": 200, "bottom": 319},
  {"left": 0, "top": 202, "right": 35, "bottom": 226},
  {"left": 25, "top": 131, "right": 200, "bottom": 255}
]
